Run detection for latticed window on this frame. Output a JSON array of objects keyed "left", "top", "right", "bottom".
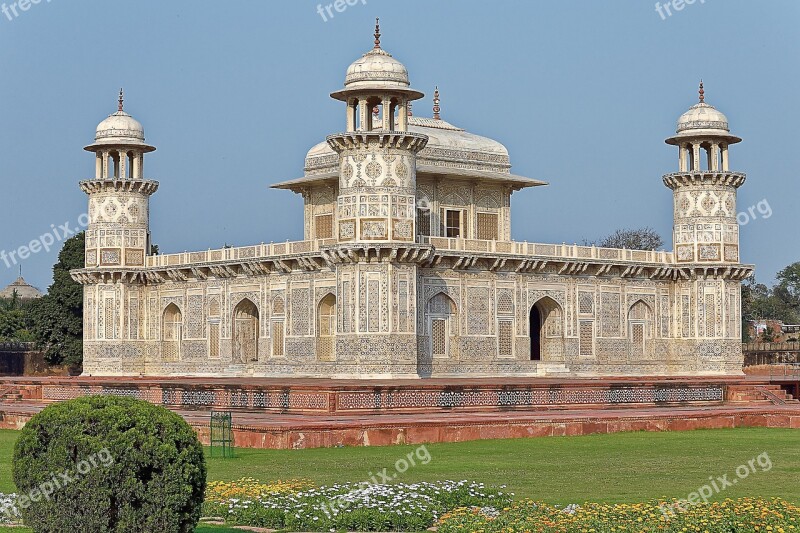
[
  {"left": 476, "top": 212, "right": 499, "bottom": 241},
  {"left": 497, "top": 291, "right": 514, "bottom": 316},
  {"left": 315, "top": 214, "right": 334, "bottom": 240},
  {"left": 705, "top": 294, "right": 716, "bottom": 337},
  {"left": 272, "top": 320, "right": 285, "bottom": 357},
  {"left": 498, "top": 320, "right": 514, "bottom": 357},
  {"left": 579, "top": 320, "right": 594, "bottom": 356},
  {"left": 272, "top": 296, "right": 285, "bottom": 316},
  {"left": 431, "top": 319, "right": 447, "bottom": 357},
  {"left": 630, "top": 322, "right": 645, "bottom": 357},
  {"left": 317, "top": 294, "right": 336, "bottom": 361},
  {"left": 104, "top": 299, "right": 115, "bottom": 340},
  {"left": 578, "top": 292, "right": 594, "bottom": 315},
  {"left": 417, "top": 209, "right": 431, "bottom": 237},
  {"left": 209, "top": 322, "right": 220, "bottom": 358}
]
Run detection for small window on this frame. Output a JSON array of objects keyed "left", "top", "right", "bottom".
[{"left": 444, "top": 209, "right": 461, "bottom": 238}]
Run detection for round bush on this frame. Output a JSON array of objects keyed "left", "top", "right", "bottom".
[{"left": 12, "top": 395, "right": 206, "bottom": 532}]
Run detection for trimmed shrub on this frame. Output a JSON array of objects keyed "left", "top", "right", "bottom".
[{"left": 12, "top": 395, "right": 206, "bottom": 532}]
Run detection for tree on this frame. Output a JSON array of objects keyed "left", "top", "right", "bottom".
[
  {"left": 27, "top": 232, "right": 84, "bottom": 367},
  {"left": 588, "top": 227, "right": 664, "bottom": 251},
  {"left": 774, "top": 262, "right": 800, "bottom": 324},
  {"left": 13, "top": 395, "right": 206, "bottom": 532}
]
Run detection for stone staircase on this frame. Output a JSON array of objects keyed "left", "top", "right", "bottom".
[
  {"left": 0, "top": 385, "right": 41, "bottom": 404},
  {"left": 727, "top": 383, "right": 799, "bottom": 406}
]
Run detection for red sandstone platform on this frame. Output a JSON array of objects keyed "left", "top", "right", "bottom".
[{"left": 0, "top": 375, "right": 798, "bottom": 449}]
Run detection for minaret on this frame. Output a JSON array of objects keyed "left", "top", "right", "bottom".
[
  {"left": 327, "top": 19, "right": 428, "bottom": 242},
  {"left": 663, "top": 82, "right": 745, "bottom": 264},
  {"left": 81, "top": 90, "right": 158, "bottom": 268}
]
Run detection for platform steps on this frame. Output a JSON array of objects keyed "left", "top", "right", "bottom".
[
  {"left": 0, "top": 385, "right": 41, "bottom": 404},
  {"left": 727, "top": 384, "right": 800, "bottom": 405}
]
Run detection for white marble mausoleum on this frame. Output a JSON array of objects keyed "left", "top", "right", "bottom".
[{"left": 72, "top": 24, "right": 752, "bottom": 378}]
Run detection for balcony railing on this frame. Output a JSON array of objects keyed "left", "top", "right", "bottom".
[
  {"left": 420, "top": 237, "right": 674, "bottom": 264},
  {"left": 146, "top": 237, "right": 674, "bottom": 269},
  {"left": 146, "top": 240, "right": 336, "bottom": 268}
]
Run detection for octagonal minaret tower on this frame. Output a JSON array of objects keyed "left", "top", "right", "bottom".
[
  {"left": 663, "top": 82, "right": 745, "bottom": 264},
  {"left": 327, "top": 20, "right": 428, "bottom": 243},
  {"left": 81, "top": 90, "right": 158, "bottom": 269}
]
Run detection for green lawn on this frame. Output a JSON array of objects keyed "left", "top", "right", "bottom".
[
  {"left": 205, "top": 427, "right": 800, "bottom": 504},
  {"left": 1, "top": 426, "right": 799, "bottom": 509}
]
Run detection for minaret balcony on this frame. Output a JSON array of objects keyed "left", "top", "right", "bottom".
[{"left": 662, "top": 170, "right": 746, "bottom": 190}]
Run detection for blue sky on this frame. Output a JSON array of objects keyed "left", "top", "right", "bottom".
[{"left": 0, "top": 0, "right": 797, "bottom": 292}]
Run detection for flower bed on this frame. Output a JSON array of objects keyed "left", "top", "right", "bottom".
[
  {"left": 203, "top": 478, "right": 511, "bottom": 532},
  {"left": 436, "top": 497, "right": 800, "bottom": 532},
  {"left": 0, "top": 493, "right": 21, "bottom": 525}
]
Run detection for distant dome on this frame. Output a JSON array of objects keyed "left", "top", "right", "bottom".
[{"left": 0, "top": 277, "right": 42, "bottom": 300}]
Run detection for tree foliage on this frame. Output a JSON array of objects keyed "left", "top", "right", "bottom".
[
  {"left": 588, "top": 227, "right": 664, "bottom": 251},
  {"left": 27, "top": 232, "right": 84, "bottom": 367},
  {"left": 0, "top": 293, "right": 34, "bottom": 342},
  {"left": 741, "top": 262, "right": 800, "bottom": 341},
  {"left": 12, "top": 395, "right": 207, "bottom": 533}
]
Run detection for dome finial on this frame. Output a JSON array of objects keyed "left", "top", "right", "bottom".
[
  {"left": 433, "top": 86, "right": 441, "bottom": 120},
  {"left": 118, "top": 88, "right": 124, "bottom": 112},
  {"left": 374, "top": 17, "right": 381, "bottom": 49},
  {"left": 698, "top": 80, "right": 704, "bottom": 103}
]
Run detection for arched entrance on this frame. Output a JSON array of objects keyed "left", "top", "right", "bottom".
[
  {"left": 162, "top": 303, "right": 182, "bottom": 362},
  {"left": 427, "top": 293, "right": 457, "bottom": 359},
  {"left": 530, "top": 305, "right": 542, "bottom": 361},
  {"left": 317, "top": 294, "right": 336, "bottom": 361},
  {"left": 529, "top": 297, "right": 564, "bottom": 362},
  {"left": 233, "top": 299, "right": 259, "bottom": 364}
]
